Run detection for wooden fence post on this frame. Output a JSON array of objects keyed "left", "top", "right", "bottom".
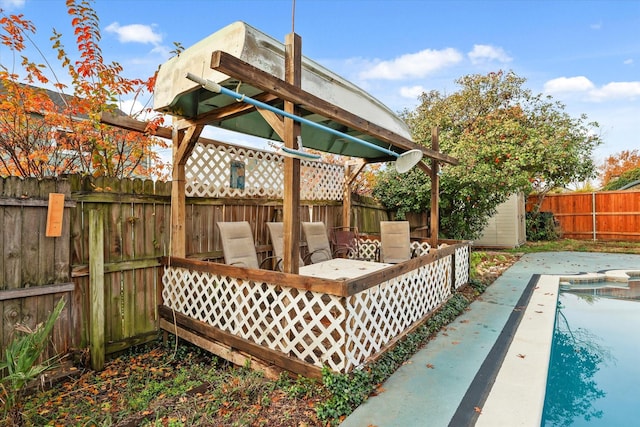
[{"left": 89, "top": 208, "right": 105, "bottom": 370}]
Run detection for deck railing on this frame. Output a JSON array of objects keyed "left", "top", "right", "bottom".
[{"left": 160, "top": 241, "right": 470, "bottom": 376}]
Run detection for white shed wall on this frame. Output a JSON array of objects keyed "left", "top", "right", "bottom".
[{"left": 474, "top": 193, "right": 526, "bottom": 248}]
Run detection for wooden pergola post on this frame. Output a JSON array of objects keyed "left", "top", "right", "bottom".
[
  {"left": 282, "top": 32, "right": 302, "bottom": 274},
  {"left": 342, "top": 160, "right": 366, "bottom": 229},
  {"left": 170, "top": 120, "right": 204, "bottom": 258},
  {"left": 430, "top": 127, "right": 440, "bottom": 248}
]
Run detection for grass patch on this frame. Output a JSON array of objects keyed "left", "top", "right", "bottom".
[{"left": 505, "top": 239, "right": 640, "bottom": 254}]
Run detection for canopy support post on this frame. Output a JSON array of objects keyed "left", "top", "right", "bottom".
[
  {"left": 282, "top": 32, "right": 302, "bottom": 274},
  {"left": 342, "top": 160, "right": 366, "bottom": 230},
  {"left": 430, "top": 127, "right": 440, "bottom": 248},
  {"left": 170, "top": 121, "right": 204, "bottom": 258}
]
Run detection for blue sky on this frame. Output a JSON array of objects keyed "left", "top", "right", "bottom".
[{"left": 1, "top": 0, "right": 639, "bottom": 166}]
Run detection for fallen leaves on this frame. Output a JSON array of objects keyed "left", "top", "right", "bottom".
[
  {"left": 516, "top": 354, "right": 526, "bottom": 359},
  {"left": 426, "top": 363, "right": 435, "bottom": 369}
]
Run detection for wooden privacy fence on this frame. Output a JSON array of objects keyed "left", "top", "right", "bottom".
[
  {"left": 527, "top": 190, "right": 640, "bottom": 241},
  {"left": 1, "top": 172, "right": 397, "bottom": 369}
]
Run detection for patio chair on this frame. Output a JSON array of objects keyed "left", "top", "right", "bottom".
[
  {"left": 379, "top": 221, "right": 417, "bottom": 264},
  {"left": 265, "top": 222, "right": 304, "bottom": 270},
  {"left": 301, "top": 221, "right": 333, "bottom": 264},
  {"left": 216, "top": 221, "right": 276, "bottom": 269},
  {"left": 330, "top": 226, "right": 361, "bottom": 259}
]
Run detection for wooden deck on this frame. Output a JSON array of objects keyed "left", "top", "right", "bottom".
[{"left": 158, "top": 240, "right": 470, "bottom": 378}]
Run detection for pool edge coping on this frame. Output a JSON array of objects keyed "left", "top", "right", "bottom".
[{"left": 473, "top": 274, "right": 559, "bottom": 427}]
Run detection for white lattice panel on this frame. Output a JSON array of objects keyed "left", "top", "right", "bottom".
[
  {"left": 185, "top": 143, "right": 343, "bottom": 200},
  {"left": 354, "top": 239, "right": 430, "bottom": 261},
  {"left": 355, "top": 238, "right": 379, "bottom": 261},
  {"left": 454, "top": 245, "right": 470, "bottom": 289},
  {"left": 162, "top": 266, "right": 348, "bottom": 371},
  {"left": 343, "top": 255, "right": 452, "bottom": 371},
  {"left": 411, "top": 241, "right": 431, "bottom": 256}
]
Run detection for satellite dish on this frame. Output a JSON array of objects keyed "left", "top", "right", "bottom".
[{"left": 395, "top": 149, "right": 423, "bottom": 173}]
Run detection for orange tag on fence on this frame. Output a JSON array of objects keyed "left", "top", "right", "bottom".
[{"left": 46, "top": 193, "right": 65, "bottom": 237}]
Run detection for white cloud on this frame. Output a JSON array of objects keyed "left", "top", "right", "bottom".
[
  {"left": 359, "top": 48, "right": 462, "bottom": 80},
  {"left": 400, "top": 85, "right": 425, "bottom": 99},
  {"left": 544, "top": 76, "right": 640, "bottom": 102},
  {"left": 590, "top": 82, "right": 640, "bottom": 101},
  {"left": 624, "top": 58, "right": 633, "bottom": 65},
  {"left": 468, "top": 44, "right": 512, "bottom": 65},
  {"left": 0, "top": 0, "right": 25, "bottom": 9},
  {"left": 105, "top": 22, "right": 162, "bottom": 45},
  {"left": 544, "top": 76, "right": 595, "bottom": 94},
  {"left": 590, "top": 22, "right": 602, "bottom": 30}
]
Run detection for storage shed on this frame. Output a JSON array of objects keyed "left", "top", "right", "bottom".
[{"left": 474, "top": 193, "right": 526, "bottom": 249}]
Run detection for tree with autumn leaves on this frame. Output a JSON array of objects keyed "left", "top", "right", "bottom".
[
  {"left": 0, "top": 0, "right": 168, "bottom": 180},
  {"left": 599, "top": 149, "right": 640, "bottom": 190},
  {"left": 373, "top": 71, "right": 602, "bottom": 239}
]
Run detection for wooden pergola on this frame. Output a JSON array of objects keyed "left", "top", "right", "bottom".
[
  {"left": 156, "top": 29, "right": 457, "bottom": 274},
  {"left": 103, "top": 24, "right": 469, "bottom": 378}
]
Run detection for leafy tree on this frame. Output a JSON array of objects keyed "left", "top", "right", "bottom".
[
  {"left": 601, "top": 166, "right": 640, "bottom": 191},
  {"left": 373, "top": 70, "right": 602, "bottom": 239},
  {"left": 599, "top": 149, "right": 640, "bottom": 188},
  {"left": 0, "top": 0, "right": 168, "bottom": 179}
]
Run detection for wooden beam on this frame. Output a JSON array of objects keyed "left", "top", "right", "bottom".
[
  {"left": 159, "top": 319, "right": 287, "bottom": 380},
  {"left": 0, "top": 282, "right": 74, "bottom": 301},
  {"left": 100, "top": 111, "right": 172, "bottom": 139},
  {"left": 181, "top": 92, "right": 280, "bottom": 125},
  {"left": 159, "top": 306, "right": 322, "bottom": 379},
  {"left": 256, "top": 107, "right": 285, "bottom": 140},
  {"left": 210, "top": 50, "right": 459, "bottom": 166},
  {"left": 161, "top": 256, "right": 350, "bottom": 296},
  {"left": 174, "top": 123, "right": 204, "bottom": 166}
]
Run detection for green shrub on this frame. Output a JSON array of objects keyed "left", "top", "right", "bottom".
[{"left": 526, "top": 211, "right": 560, "bottom": 241}]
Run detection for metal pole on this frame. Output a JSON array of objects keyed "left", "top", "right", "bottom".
[{"left": 592, "top": 192, "right": 597, "bottom": 241}]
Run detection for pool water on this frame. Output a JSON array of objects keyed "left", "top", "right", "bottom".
[{"left": 541, "top": 287, "right": 640, "bottom": 426}]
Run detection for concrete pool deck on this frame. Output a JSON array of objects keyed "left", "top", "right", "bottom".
[{"left": 339, "top": 251, "right": 640, "bottom": 427}]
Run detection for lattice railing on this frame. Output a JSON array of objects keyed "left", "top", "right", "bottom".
[
  {"left": 454, "top": 245, "right": 470, "bottom": 289},
  {"left": 354, "top": 238, "right": 431, "bottom": 261},
  {"left": 185, "top": 143, "right": 343, "bottom": 200},
  {"left": 161, "top": 243, "right": 468, "bottom": 374},
  {"left": 344, "top": 255, "right": 451, "bottom": 371},
  {"left": 162, "top": 266, "right": 347, "bottom": 371}
]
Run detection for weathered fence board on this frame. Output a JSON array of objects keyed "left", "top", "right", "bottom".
[
  {"left": 528, "top": 191, "right": 640, "bottom": 241},
  {"left": 0, "top": 176, "right": 74, "bottom": 362}
]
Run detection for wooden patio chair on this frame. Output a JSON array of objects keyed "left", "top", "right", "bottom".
[
  {"left": 216, "top": 221, "right": 275, "bottom": 269},
  {"left": 265, "top": 222, "right": 304, "bottom": 270},
  {"left": 330, "top": 226, "right": 360, "bottom": 259},
  {"left": 301, "top": 221, "right": 333, "bottom": 264},
  {"left": 379, "top": 221, "right": 417, "bottom": 264}
]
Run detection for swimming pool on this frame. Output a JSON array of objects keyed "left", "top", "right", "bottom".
[{"left": 542, "top": 281, "right": 640, "bottom": 426}]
